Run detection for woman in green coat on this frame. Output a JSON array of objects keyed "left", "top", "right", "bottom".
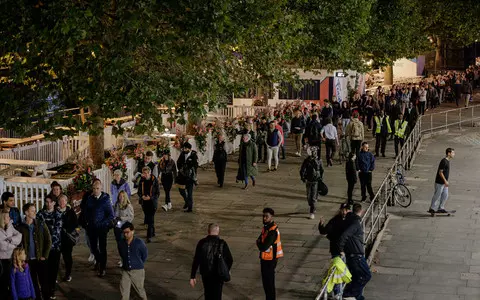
[{"left": 237, "top": 134, "right": 258, "bottom": 189}]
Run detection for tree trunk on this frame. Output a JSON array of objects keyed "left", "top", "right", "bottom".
[
  {"left": 88, "top": 105, "right": 105, "bottom": 167},
  {"left": 435, "top": 37, "right": 444, "bottom": 72},
  {"left": 186, "top": 113, "right": 200, "bottom": 135},
  {"left": 384, "top": 65, "right": 393, "bottom": 85}
]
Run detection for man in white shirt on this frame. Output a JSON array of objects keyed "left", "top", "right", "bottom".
[{"left": 321, "top": 118, "right": 339, "bottom": 167}]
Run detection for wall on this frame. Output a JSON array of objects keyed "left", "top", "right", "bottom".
[{"left": 393, "top": 58, "right": 418, "bottom": 78}]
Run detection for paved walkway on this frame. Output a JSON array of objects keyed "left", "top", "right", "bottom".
[{"left": 367, "top": 127, "right": 480, "bottom": 300}]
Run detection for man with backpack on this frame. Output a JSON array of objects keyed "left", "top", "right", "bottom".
[
  {"left": 305, "top": 114, "right": 323, "bottom": 157},
  {"left": 300, "top": 146, "right": 325, "bottom": 220},
  {"left": 190, "top": 223, "right": 233, "bottom": 300},
  {"left": 345, "top": 111, "right": 364, "bottom": 159}
]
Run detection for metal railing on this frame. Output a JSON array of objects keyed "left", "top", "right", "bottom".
[{"left": 421, "top": 103, "right": 480, "bottom": 134}]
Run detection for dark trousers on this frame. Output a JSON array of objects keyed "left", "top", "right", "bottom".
[
  {"left": 161, "top": 173, "right": 174, "bottom": 204},
  {"left": 359, "top": 172, "right": 374, "bottom": 201},
  {"left": 260, "top": 259, "right": 277, "bottom": 300},
  {"left": 257, "top": 143, "right": 267, "bottom": 162},
  {"left": 350, "top": 140, "right": 361, "bottom": 159},
  {"left": 394, "top": 136, "right": 405, "bottom": 156},
  {"left": 343, "top": 255, "right": 372, "bottom": 300},
  {"left": 87, "top": 228, "right": 109, "bottom": 271},
  {"left": 0, "top": 259, "right": 12, "bottom": 300},
  {"left": 179, "top": 182, "right": 194, "bottom": 210},
  {"left": 29, "top": 259, "right": 48, "bottom": 300},
  {"left": 325, "top": 139, "right": 336, "bottom": 163},
  {"left": 278, "top": 144, "right": 285, "bottom": 159},
  {"left": 60, "top": 240, "right": 74, "bottom": 278},
  {"left": 214, "top": 159, "right": 227, "bottom": 186},
  {"left": 47, "top": 249, "right": 61, "bottom": 297},
  {"left": 201, "top": 275, "right": 224, "bottom": 300},
  {"left": 374, "top": 134, "right": 387, "bottom": 156},
  {"left": 142, "top": 201, "right": 156, "bottom": 238},
  {"left": 419, "top": 101, "right": 426, "bottom": 115},
  {"left": 347, "top": 180, "right": 356, "bottom": 204}
]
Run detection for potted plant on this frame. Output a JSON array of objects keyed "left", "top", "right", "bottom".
[{"left": 66, "top": 156, "right": 97, "bottom": 214}]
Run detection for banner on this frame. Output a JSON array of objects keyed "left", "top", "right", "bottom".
[{"left": 334, "top": 76, "right": 348, "bottom": 103}]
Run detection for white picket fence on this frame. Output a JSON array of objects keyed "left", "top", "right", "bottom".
[
  {"left": 0, "top": 132, "right": 242, "bottom": 209},
  {"left": 213, "top": 105, "right": 270, "bottom": 118}
]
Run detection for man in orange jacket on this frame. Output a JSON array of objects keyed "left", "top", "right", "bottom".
[{"left": 256, "top": 207, "right": 283, "bottom": 300}]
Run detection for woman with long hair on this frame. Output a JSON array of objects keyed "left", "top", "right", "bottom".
[
  {"left": 11, "top": 247, "right": 36, "bottom": 300},
  {"left": 0, "top": 210, "right": 22, "bottom": 299},
  {"left": 113, "top": 191, "right": 134, "bottom": 267}
]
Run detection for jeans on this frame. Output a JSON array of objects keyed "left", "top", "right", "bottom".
[
  {"left": 260, "top": 259, "right": 277, "bottom": 300},
  {"left": 142, "top": 201, "right": 156, "bottom": 238},
  {"left": 430, "top": 183, "right": 448, "bottom": 211},
  {"left": 120, "top": 269, "right": 147, "bottom": 300},
  {"left": 87, "top": 228, "right": 109, "bottom": 272},
  {"left": 161, "top": 173, "right": 174, "bottom": 204},
  {"left": 359, "top": 172, "right": 374, "bottom": 201},
  {"left": 463, "top": 94, "right": 471, "bottom": 107},
  {"left": 179, "top": 181, "right": 194, "bottom": 210},
  {"left": 292, "top": 133, "right": 303, "bottom": 154},
  {"left": 342, "top": 119, "right": 350, "bottom": 132},
  {"left": 267, "top": 146, "right": 279, "bottom": 169},
  {"left": 306, "top": 181, "right": 318, "bottom": 213},
  {"left": 343, "top": 255, "right": 371, "bottom": 299}
]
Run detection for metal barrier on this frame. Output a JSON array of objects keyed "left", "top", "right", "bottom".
[{"left": 421, "top": 104, "right": 480, "bottom": 134}]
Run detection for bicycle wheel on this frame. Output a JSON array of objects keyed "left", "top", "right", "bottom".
[{"left": 392, "top": 184, "right": 412, "bottom": 208}]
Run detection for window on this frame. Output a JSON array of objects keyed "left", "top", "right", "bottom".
[{"left": 279, "top": 80, "right": 320, "bottom": 100}]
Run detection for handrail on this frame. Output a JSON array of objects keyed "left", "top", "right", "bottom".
[{"left": 315, "top": 267, "right": 336, "bottom": 300}]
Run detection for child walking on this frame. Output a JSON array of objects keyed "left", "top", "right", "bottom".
[{"left": 10, "top": 248, "right": 35, "bottom": 300}]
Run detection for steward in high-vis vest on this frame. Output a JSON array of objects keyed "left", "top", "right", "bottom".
[
  {"left": 256, "top": 207, "right": 283, "bottom": 300},
  {"left": 394, "top": 113, "right": 408, "bottom": 157},
  {"left": 373, "top": 110, "right": 391, "bottom": 157}
]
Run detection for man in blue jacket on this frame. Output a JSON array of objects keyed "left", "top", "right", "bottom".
[
  {"left": 357, "top": 142, "right": 375, "bottom": 202},
  {"left": 81, "top": 179, "right": 114, "bottom": 277}
]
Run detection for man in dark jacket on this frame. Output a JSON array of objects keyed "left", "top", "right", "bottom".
[
  {"left": 0, "top": 191, "right": 21, "bottom": 228},
  {"left": 290, "top": 110, "right": 306, "bottom": 156},
  {"left": 318, "top": 203, "right": 352, "bottom": 257},
  {"left": 18, "top": 202, "right": 52, "bottom": 300},
  {"left": 81, "top": 179, "right": 114, "bottom": 277},
  {"left": 404, "top": 101, "right": 418, "bottom": 135},
  {"left": 338, "top": 203, "right": 371, "bottom": 300},
  {"left": 190, "top": 223, "right": 233, "bottom": 300},
  {"left": 300, "top": 146, "right": 324, "bottom": 220},
  {"left": 305, "top": 114, "right": 323, "bottom": 157},
  {"left": 137, "top": 166, "right": 160, "bottom": 243},
  {"left": 256, "top": 117, "right": 268, "bottom": 163},
  {"left": 213, "top": 135, "right": 228, "bottom": 187},
  {"left": 357, "top": 142, "right": 375, "bottom": 202},
  {"left": 176, "top": 142, "right": 199, "bottom": 212},
  {"left": 320, "top": 101, "right": 333, "bottom": 126}
]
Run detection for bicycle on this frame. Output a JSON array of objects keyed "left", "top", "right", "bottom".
[{"left": 388, "top": 163, "right": 412, "bottom": 207}]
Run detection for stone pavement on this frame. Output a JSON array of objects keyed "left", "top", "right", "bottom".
[{"left": 366, "top": 127, "right": 480, "bottom": 300}]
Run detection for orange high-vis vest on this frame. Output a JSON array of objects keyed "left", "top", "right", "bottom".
[{"left": 260, "top": 224, "right": 284, "bottom": 260}]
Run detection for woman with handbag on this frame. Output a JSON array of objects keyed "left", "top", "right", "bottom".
[
  {"left": 0, "top": 209, "right": 22, "bottom": 299},
  {"left": 57, "top": 194, "right": 79, "bottom": 283},
  {"left": 113, "top": 191, "right": 134, "bottom": 267}
]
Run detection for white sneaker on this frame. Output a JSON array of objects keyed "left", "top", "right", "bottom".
[
  {"left": 167, "top": 203, "right": 172, "bottom": 210},
  {"left": 162, "top": 204, "right": 168, "bottom": 211},
  {"left": 88, "top": 253, "right": 95, "bottom": 263},
  {"left": 295, "top": 152, "right": 299, "bottom": 156},
  {"left": 118, "top": 260, "right": 123, "bottom": 267},
  {"left": 309, "top": 213, "right": 315, "bottom": 220},
  {"left": 297, "top": 152, "right": 302, "bottom": 157}
]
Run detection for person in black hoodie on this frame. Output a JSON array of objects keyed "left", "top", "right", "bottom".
[
  {"left": 159, "top": 149, "right": 177, "bottom": 212},
  {"left": 137, "top": 166, "right": 160, "bottom": 243},
  {"left": 190, "top": 223, "right": 233, "bottom": 300},
  {"left": 212, "top": 135, "right": 228, "bottom": 188},
  {"left": 176, "top": 142, "right": 199, "bottom": 212},
  {"left": 345, "top": 152, "right": 358, "bottom": 205},
  {"left": 57, "top": 194, "right": 78, "bottom": 282},
  {"left": 318, "top": 203, "right": 352, "bottom": 257},
  {"left": 338, "top": 203, "right": 371, "bottom": 300}
]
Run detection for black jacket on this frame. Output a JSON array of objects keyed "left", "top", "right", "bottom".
[
  {"left": 138, "top": 175, "right": 160, "bottom": 209},
  {"left": 190, "top": 235, "right": 233, "bottom": 279},
  {"left": 290, "top": 116, "right": 306, "bottom": 134},
  {"left": 59, "top": 206, "right": 79, "bottom": 247},
  {"left": 345, "top": 159, "right": 357, "bottom": 183},
  {"left": 319, "top": 213, "right": 351, "bottom": 256},
  {"left": 176, "top": 151, "right": 199, "bottom": 185},
  {"left": 337, "top": 214, "right": 364, "bottom": 255},
  {"left": 212, "top": 141, "right": 227, "bottom": 163}
]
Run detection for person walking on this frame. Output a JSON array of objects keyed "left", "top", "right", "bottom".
[
  {"left": 321, "top": 118, "right": 338, "bottom": 167},
  {"left": 461, "top": 79, "right": 473, "bottom": 108},
  {"left": 338, "top": 203, "right": 371, "bottom": 300},
  {"left": 290, "top": 109, "right": 306, "bottom": 156},
  {"left": 190, "top": 223, "right": 233, "bottom": 300},
  {"left": 113, "top": 191, "right": 134, "bottom": 267},
  {"left": 10, "top": 247, "right": 36, "bottom": 300},
  {"left": 110, "top": 169, "right": 131, "bottom": 208},
  {"left": 212, "top": 135, "right": 228, "bottom": 188},
  {"left": 37, "top": 196, "right": 63, "bottom": 300},
  {"left": 428, "top": 148, "right": 455, "bottom": 215},
  {"left": 340, "top": 101, "right": 351, "bottom": 132},
  {"left": 304, "top": 114, "right": 323, "bottom": 158},
  {"left": 158, "top": 149, "right": 177, "bottom": 212},
  {"left": 300, "top": 146, "right": 324, "bottom": 220},
  {"left": 345, "top": 112, "right": 364, "bottom": 160},
  {"left": 0, "top": 192, "right": 21, "bottom": 228},
  {"left": 418, "top": 86, "right": 427, "bottom": 115},
  {"left": 256, "top": 117, "right": 268, "bottom": 163},
  {"left": 138, "top": 167, "right": 160, "bottom": 243},
  {"left": 256, "top": 208, "right": 283, "bottom": 300},
  {"left": 393, "top": 113, "right": 408, "bottom": 157},
  {"left": 373, "top": 110, "right": 391, "bottom": 157},
  {"left": 345, "top": 152, "right": 358, "bottom": 205},
  {"left": 57, "top": 194, "right": 78, "bottom": 283},
  {"left": 0, "top": 209, "right": 22, "bottom": 300},
  {"left": 118, "top": 222, "right": 148, "bottom": 300},
  {"left": 266, "top": 122, "right": 283, "bottom": 172},
  {"left": 357, "top": 142, "right": 375, "bottom": 202},
  {"left": 176, "top": 142, "right": 198, "bottom": 213},
  {"left": 17, "top": 203, "right": 52, "bottom": 300},
  {"left": 237, "top": 134, "right": 258, "bottom": 190},
  {"left": 133, "top": 151, "right": 158, "bottom": 188},
  {"left": 80, "top": 180, "right": 114, "bottom": 277}
]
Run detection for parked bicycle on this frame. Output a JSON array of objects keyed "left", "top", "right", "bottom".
[{"left": 388, "top": 163, "right": 412, "bottom": 207}]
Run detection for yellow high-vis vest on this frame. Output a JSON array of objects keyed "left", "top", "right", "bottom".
[
  {"left": 374, "top": 116, "right": 392, "bottom": 134},
  {"left": 394, "top": 120, "right": 408, "bottom": 138}
]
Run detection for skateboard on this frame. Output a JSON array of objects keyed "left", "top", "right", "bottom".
[{"left": 428, "top": 210, "right": 456, "bottom": 217}]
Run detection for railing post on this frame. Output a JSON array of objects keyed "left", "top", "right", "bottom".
[
  {"left": 445, "top": 111, "right": 448, "bottom": 131},
  {"left": 430, "top": 114, "right": 433, "bottom": 134},
  {"left": 472, "top": 106, "right": 475, "bottom": 127},
  {"left": 459, "top": 108, "right": 462, "bottom": 130}
]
